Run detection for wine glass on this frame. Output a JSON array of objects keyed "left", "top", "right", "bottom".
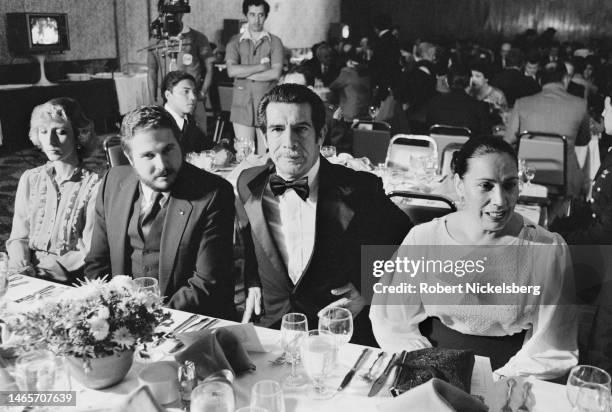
[
  {"left": 524, "top": 165, "right": 536, "bottom": 186},
  {"left": 567, "top": 365, "right": 612, "bottom": 407},
  {"left": 280, "top": 313, "right": 308, "bottom": 387},
  {"left": 318, "top": 307, "right": 353, "bottom": 367},
  {"left": 575, "top": 383, "right": 611, "bottom": 412},
  {"left": 191, "top": 380, "right": 235, "bottom": 412},
  {"left": 300, "top": 329, "right": 336, "bottom": 400},
  {"left": 368, "top": 105, "right": 380, "bottom": 121},
  {"left": 133, "top": 277, "right": 160, "bottom": 296},
  {"left": 250, "top": 380, "right": 286, "bottom": 412}
]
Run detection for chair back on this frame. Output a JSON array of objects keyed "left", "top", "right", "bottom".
[
  {"left": 103, "top": 135, "right": 129, "bottom": 167},
  {"left": 385, "top": 134, "right": 438, "bottom": 171},
  {"left": 440, "top": 143, "right": 464, "bottom": 176},
  {"left": 218, "top": 85, "right": 233, "bottom": 113},
  {"left": 517, "top": 131, "right": 567, "bottom": 195},
  {"left": 352, "top": 121, "right": 392, "bottom": 164},
  {"left": 429, "top": 124, "right": 470, "bottom": 173},
  {"left": 388, "top": 190, "right": 456, "bottom": 225}
]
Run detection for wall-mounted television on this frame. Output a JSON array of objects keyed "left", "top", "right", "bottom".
[{"left": 6, "top": 13, "right": 70, "bottom": 55}]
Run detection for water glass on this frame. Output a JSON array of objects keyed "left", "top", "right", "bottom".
[
  {"left": 14, "top": 350, "right": 71, "bottom": 393},
  {"left": 133, "top": 277, "right": 160, "bottom": 296},
  {"left": 191, "top": 373, "right": 235, "bottom": 412},
  {"left": 300, "top": 330, "right": 336, "bottom": 400},
  {"left": 280, "top": 313, "right": 308, "bottom": 387},
  {"left": 250, "top": 380, "right": 286, "bottom": 412},
  {"left": 320, "top": 146, "right": 337, "bottom": 158},
  {"left": 524, "top": 165, "right": 536, "bottom": 186},
  {"left": 567, "top": 365, "right": 612, "bottom": 407},
  {"left": 574, "top": 383, "right": 611, "bottom": 412}
]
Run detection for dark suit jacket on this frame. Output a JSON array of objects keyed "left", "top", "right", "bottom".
[
  {"left": 181, "top": 114, "right": 214, "bottom": 153},
  {"left": 328, "top": 66, "right": 371, "bottom": 122},
  {"left": 302, "top": 58, "right": 343, "bottom": 87},
  {"left": 370, "top": 31, "right": 401, "bottom": 93},
  {"left": 235, "top": 157, "right": 412, "bottom": 331},
  {"left": 425, "top": 90, "right": 491, "bottom": 136},
  {"left": 85, "top": 163, "right": 236, "bottom": 319},
  {"left": 491, "top": 67, "right": 540, "bottom": 107},
  {"left": 551, "top": 148, "right": 612, "bottom": 244}
]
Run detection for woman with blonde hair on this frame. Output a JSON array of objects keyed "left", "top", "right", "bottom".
[{"left": 6, "top": 97, "right": 100, "bottom": 283}]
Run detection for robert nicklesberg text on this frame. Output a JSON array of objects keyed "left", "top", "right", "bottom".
[{"left": 373, "top": 282, "right": 542, "bottom": 296}]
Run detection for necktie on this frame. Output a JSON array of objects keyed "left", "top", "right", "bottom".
[
  {"left": 181, "top": 115, "right": 190, "bottom": 135},
  {"left": 269, "top": 175, "right": 309, "bottom": 201},
  {"left": 141, "top": 193, "right": 162, "bottom": 240}
]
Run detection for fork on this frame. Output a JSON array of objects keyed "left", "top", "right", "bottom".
[
  {"left": 516, "top": 382, "right": 532, "bottom": 412},
  {"left": 269, "top": 352, "right": 288, "bottom": 366},
  {"left": 501, "top": 378, "right": 516, "bottom": 412},
  {"left": 14, "top": 285, "right": 55, "bottom": 303},
  {"left": 361, "top": 352, "right": 385, "bottom": 382}
]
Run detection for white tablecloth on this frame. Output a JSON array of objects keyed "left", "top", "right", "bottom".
[
  {"left": 113, "top": 73, "right": 150, "bottom": 115},
  {"left": 3, "top": 277, "right": 572, "bottom": 412}
]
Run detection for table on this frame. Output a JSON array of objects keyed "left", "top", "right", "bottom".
[{"left": 3, "top": 277, "right": 572, "bottom": 412}]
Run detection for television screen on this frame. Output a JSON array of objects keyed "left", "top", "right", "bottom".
[
  {"left": 30, "top": 17, "right": 60, "bottom": 45},
  {"left": 6, "top": 13, "right": 69, "bottom": 54}
]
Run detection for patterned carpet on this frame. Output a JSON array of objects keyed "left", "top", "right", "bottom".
[{"left": 0, "top": 134, "right": 111, "bottom": 249}]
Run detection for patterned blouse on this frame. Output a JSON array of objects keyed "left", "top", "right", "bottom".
[{"left": 6, "top": 163, "right": 100, "bottom": 277}]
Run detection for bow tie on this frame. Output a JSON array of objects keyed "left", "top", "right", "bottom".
[{"left": 269, "top": 174, "right": 309, "bottom": 200}]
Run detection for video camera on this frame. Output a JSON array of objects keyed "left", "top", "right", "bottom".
[{"left": 150, "top": 0, "right": 191, "bottom": 40}]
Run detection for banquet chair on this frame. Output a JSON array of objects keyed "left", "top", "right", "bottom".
[
  {"left": 208, "top": 84, "right": 234, "bottom": 143},
  {"left": 385, "top": 135, "right": 438, "bottom": 171},
  {"left": 440, "top": 143, "right": 464, "bottom": 176},
  {"left": 517, "top": 131, "right": 567, "bottom": 197},
  {"left": 429, "top": 124, "right": 470, "bottom": 173},
  {"left": 352, "top": 120, "right": 392, "bottom": 164},
  {"left": 103, "top": 135, "right": 129, "bottom": 168},
  {"left": 388, "top": 190, "right": 456, "bottom": 225}
]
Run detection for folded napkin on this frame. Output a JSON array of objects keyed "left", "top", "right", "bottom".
[
  {"left": 113, "top": 385, "right": 165, "bottom": 412},
  {"left": 377, "top": 378, "right": 488, "bottom": 412},
  {"left": 391, "top": 348, "right": 475, "bottom": 395},
  {"left": 173, "top": 328, "right": 255, "bottom": 380}
]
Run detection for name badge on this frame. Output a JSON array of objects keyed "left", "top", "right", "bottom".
[{"left": 182, "top": 53, "right": 193, "bottom": 66}]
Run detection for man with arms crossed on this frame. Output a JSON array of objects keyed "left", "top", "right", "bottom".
[
  {"left": 237, "top": 84, "right": 412, "bottom": 344},
  {"left": 225, "top": 0, "right": 283, "bottom": 154},
  {"left": 85, "top": 106, "right": 235, "bottom": 319}
]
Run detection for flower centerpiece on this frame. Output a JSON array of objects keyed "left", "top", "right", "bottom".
[{"left": 3, "top": 276, "right": 171, "bottom": 389}]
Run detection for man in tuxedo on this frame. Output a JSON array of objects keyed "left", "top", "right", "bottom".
[
  {"left": 85, "top": 106, "right": 235, "bottom": 319},
  {"left": 236, "top": 84, "right": 412, "bottom": 344},
  {"left": 491, "top": 48, "right": 540, "bottom": 107},
  {"left": 162, "top": 71, "right": 213, "bottom": 153}
]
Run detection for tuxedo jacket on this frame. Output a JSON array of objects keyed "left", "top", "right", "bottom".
[
  {"left": 425, "top": 90, "right": 491, "bottom": 137},
  {"left": 235, "top": 157, "right": 413, "bottom": 327},
  {"left": 84, "top": 163, "right": 236, "bottom": 319},
  {"left": 370, "top": 30, "right": 401, "bottom": 92},
  {"left": 491, "top": 67, "right": 540, "bottom": 107}
]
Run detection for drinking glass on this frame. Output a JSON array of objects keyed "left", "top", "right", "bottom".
[
  {"left": 202, "top": 150, "right": 217, "bottom": 171},
  {"left": 318, "top": 307, "right": 353, "bottom": 359},
  {"left": 368, "top": 105, "right": 380, "bottom": 121},
  {"left": 236, "top": 407, "right": 268, "bottom": 412},
  {"left": 574, "top": 383, "right": 611, "bottom": 412},
  {"left": 133, "top": 277, "right": 160, "bottom": 296},
  {"left": 320, "top": 146, "right": 337, "bottom": 158},
  {"left": 300, "top": 330, "right": 336, "bottom": 400},
  {"left": 250, "top": 380, "right": 286, "bottom": 412},
  {"left": 567, "top": 365, "right": 612, "bottom": 407},
  {"left": 524, "top": 165, "right": 536, "bottom": 186},
  {"left": 280, "top": 313, "right": 308, "bottom": 387},
  {"left": 191, "top": 380, "right": 235, "bottom": 412}
]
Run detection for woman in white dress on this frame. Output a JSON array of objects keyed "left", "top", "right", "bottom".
[{"left": 370, "top": 136, "right": 577, "bottom": 380}]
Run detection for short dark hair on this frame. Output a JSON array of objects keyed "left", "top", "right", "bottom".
[
  {"left": 506, "top": 48, "right": 525, "bottom": 68},
  {"left": 242, "top": 0, "right": 270, "bottom": 16},
  {"left": 447, "top": 64, "right": 471, "bottom": 90},
  {"left": 452, "top": 136, "right": 518, "bottom": 178},
  {"left": 469, "top": 59, "right": 492, "bottom": 80},
  {"left": 120, "top": 105, "right": 182, "bottom": 156},
  {"left": 161, "top": 71, "right": 196, "bottom": 103},
  {"left": 287, "top": 65, "right": 315, "bottom": 87},
  {"left": 257, "top": 83, "right": 326, "bottom": 137},
  {"left": 540, "top": 62, "right": 567, "bottom": 85}
]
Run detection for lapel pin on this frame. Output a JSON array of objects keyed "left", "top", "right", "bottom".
[{"left": 179, "top": 210, "right": 185, "bottom": 215}]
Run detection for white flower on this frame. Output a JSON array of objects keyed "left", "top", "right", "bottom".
[
  {"left": 96, "top": 306, "right": 110, "bottom": 320},
  {"left": 88, "top": 317, "right": 109, "bottom": 341},
  {"left": 112, "top": 326, "right": 135, "bottom": 348},
  {"left": 109, "top": 275, "right": 135, "bottom": 291}
]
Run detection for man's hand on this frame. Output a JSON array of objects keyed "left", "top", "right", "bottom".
[
  {"left": 317, "top": 282, "right": 365, "bottom": 318},
  {"left": 241, "top": 286, "right": 262, "bottom": 323}
]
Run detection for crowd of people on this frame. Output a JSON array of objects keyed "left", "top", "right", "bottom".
[{"left": 6, "top": 0, "right": 612, "bottom": 384}]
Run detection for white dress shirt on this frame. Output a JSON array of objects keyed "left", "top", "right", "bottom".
[
  {"left": 262, "top": 159, "right": 320, "bottom": 285},
  {"left": 164, "top": 103, "right": 186, "bottom": 131},
  {"left": 140, "top": 183, "right": 170, "bottom": 218}
]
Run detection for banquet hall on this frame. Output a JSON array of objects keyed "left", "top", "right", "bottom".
[{"left": 1, "top": 0, "right": 612, "bottom": 411}]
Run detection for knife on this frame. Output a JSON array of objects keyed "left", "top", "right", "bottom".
[
  {"left": 368, "top": 353, "right": 398, "bottom": 397},
  {"left": 390, "top": 350, "right": 408, "bottom": 397},
  {"left": 337, "top": 348, "right": 371, "bottom": 392},
  {"left": 171, "top": 314, "right": 200, "bottom": 334}
]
